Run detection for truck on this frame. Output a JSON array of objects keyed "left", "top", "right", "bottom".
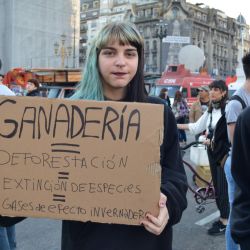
[
  {"left": 3, "top": 68, "right": 82, "bottom": 97},
  {"left": 150, "top": 64, "right": 214, "bottom": 107}
]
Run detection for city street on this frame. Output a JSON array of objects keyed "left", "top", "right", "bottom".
[{"left": 14, "top": 133, "right": 226, "bottom": 250}]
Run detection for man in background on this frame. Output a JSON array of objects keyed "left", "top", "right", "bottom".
[
  {"left": 225, "top": 52, "right": 250, "bottom": 250},
  {"left": 231, "top": 107, "right": 250, "bottom": 250},
  {"left": 189, "top": 85, "right": 210, "bottom": 140},
  {"left": 158, "top": 87, "right": 171, "bottom": 108}
]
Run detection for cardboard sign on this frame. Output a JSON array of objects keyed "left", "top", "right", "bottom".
[{"left": 0, "top": 96, "right": 163, "bottom": 225}]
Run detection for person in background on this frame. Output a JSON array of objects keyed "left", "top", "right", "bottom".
[
  {"left": 231, "top": 107, "right": 250, "bottom": 250},
  {"left": 224, "top": 52, "right": 250, "bottom": 250},
  {"left": 0, "top": 74, "right": 15, "bottom": 96},
  {"left": 177, "top": 80, "right": 230, "bottom": 236},
  {"left": 159, "top": 87, "right": 171, "bottom": 108},
  {"left": 25, "top": 78, "right": 41, "bottom": 96},
  {"left": 0, "top": 22, "right": 187, "bottom": 250},
  {"left": 189, "top": 85, "right": 210, "bottom": 141},
  {"left": 172, "top": 90, "right": 189, "bottom": 146},
  {"left": 0, "top": 74, "right": 17, "bottom": 250}
]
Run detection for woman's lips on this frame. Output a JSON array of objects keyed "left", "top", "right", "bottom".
[{"left": 112, "top": 72, "right": 126, "bottom": 75}]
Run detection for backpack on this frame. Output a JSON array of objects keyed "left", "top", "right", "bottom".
[
  {"left": 211, "top": 95, "right": 247, "bottom": 166},
  {"left": 210, "top": 109, "right": 230, "bottom": 166},
  {"left": 229, "top": 94, "right": 246, "bottom": 109}
]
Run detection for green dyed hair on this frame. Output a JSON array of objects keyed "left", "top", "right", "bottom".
[{"left": 71, "top": 21, "right": 146, "bottom": 102}]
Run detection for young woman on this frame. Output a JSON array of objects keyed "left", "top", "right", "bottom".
[
  {"left": 178, "top": 80, "right": 230, "bottom": 236},
  {"left": 0, "top": 22, "right": 187, "bottom": 250},
  {"left": 25, "top": 78, "right": 41, "bottom": 96},
  {"left": 172, "top": 90, "right": 188, "bottom": 145}
]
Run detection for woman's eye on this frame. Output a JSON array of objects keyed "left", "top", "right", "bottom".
[
  {"left": 102, "top": 50, "right": 114, "bottom": 56},
  {"left": 126, "top": 52, "right": 137, "bottom": 57}
]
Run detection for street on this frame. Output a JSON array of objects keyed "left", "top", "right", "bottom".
[{"left": 15, "top": 133, "right": 226, "bottom": 250}]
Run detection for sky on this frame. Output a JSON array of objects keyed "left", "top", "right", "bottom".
[{"left": 187, "top": 0, "right": 250, "bottom": 25}]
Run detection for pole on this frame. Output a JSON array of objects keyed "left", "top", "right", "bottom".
[
  {"left": 160, "top": 38, "right": 163, "bottom": 74},
  {"left": 156, "top": 20, "right": 167, "bottom": 75},
  {"left": 73, "top": 14, "right": 76, "bottom": 68}
]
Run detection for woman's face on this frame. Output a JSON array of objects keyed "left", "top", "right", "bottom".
[
  {"left": 209, "top": 87, "right": 226, "bottom": 102},
  {"left": 26, "top": 82, "right": 37, "bottom": 92},
  {"left": 98, "top": 41, "right": 138, "bottom": 100}
]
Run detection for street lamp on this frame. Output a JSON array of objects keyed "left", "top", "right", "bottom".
[
  {"left": 156, "top": 20, "right": 168, "bottom": 74},
  {"left": 54, "top": 34, "right": 72, "bottom": 68}
]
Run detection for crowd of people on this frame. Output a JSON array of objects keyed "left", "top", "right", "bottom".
[{"left": 0, "top": 21, "right": 250, "bottom": 250}]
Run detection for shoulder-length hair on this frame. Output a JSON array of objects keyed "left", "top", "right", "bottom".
[
  {"left": 71, "top": 22, "right": 146, "bottom": 102},
  {"left": 207, "top": 79, "right": 228, "bottom": 112},
  {"left": 174, "top": 90, "right": 182, "bottom": 102}
]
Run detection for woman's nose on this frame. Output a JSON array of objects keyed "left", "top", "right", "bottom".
[{"left": 114, "top": 54, "right": 126, "bottom": 67}]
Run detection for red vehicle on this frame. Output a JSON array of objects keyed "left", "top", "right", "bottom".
[{"left": 151, "top": 64, "right": 214, "bottom": 107}]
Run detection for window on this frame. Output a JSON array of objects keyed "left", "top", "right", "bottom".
[
  {"left": 182, "top": 88, "right": 188, "bottom": 98},
  {"left": 196, "top": 12, "right": 201, "bottom": 19},
  {"left": 152, "top": 8, "right": 158, "bottom": 17},
  {"left": 153, "top": 40, "right": 157, "bottom": 50},
  {"left": 81, "top": 4, "right": 88, "bottom": 11},
  {"left": 202, "top": 14, "right": 207, "bottom": 21},
  {"left": 80, "top": 13, "right": 86, "bottom": 19},
  {"left": 191, "top": 88, "right": 198, "bottom": 97},
  {"left": 93, "top": 1, "right": 99, "bottom": 8},
  {"left": 145, "top": 9, "right": 151, "bottom": 17},
  {"left": 152, "top": 54, "right": 157, "bottom": 66},
  {"left": 138, "top": 10, "right": 144, "bottom": 17},
  {"left": 172, "top": 7, "right": 179, "bottom": 19}
]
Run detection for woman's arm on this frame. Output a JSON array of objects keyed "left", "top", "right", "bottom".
[
  {"left": 160, "top": 105, "right": 188, "bottom": 226},
  {"left": 178, "top": 111, "right": 209, "bottom": 135},
  {"left": 177, "top": 123, "right": 189, "bottom": 130},
  {"left": 141, "top": 104, "right": 187, "bottom": 235}
]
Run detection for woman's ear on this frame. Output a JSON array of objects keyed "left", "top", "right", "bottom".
[{"left": 222, "top": 90, "right": 227, "bottom": 97}]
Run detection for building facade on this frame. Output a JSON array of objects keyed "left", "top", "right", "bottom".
[
  {"left": 80, "top": 0, "right": 250, "bottom": 78},
  {"left": 0, "top": 0, "right": 80, "bottom": 74}
]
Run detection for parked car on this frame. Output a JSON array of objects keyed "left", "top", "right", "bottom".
[{"left": 39, "top": 84, "right": 76, "bottom": 98}]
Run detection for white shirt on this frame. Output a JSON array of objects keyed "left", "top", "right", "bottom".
[
  {"left": 188, "top": 108, "right": 222, "bottom": 135},
  {"left": 0, "top": 84, "right": 15, "bottom": 96}
]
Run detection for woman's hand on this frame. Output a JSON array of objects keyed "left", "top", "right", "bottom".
[
  {"left": 177, "top": 123, "right": 189, "bottom": 130},
  {"left": 203, "top": 139, "right": 211, "bottom": 146},
  {"left": 140, "top": 193, "right": 169, "bottom": 235}
]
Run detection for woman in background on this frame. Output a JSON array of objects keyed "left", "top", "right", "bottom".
[
  {"left": 177, "top": 80, "right": 230, "bottom": 236},
  {"left": 172, "top": 90, "right": 188, "bottom": 145}
]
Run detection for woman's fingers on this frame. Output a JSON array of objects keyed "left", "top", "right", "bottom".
[
  {"left": 140, "top": 193, "right": 169, "bottom": 235},
  {"left": 159, "top": 193, "right": 167, "bottom": 208}
]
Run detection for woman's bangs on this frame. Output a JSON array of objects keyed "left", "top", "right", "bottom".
[{"left": 97, "top": 25, "right": 140, "bottom": 50}]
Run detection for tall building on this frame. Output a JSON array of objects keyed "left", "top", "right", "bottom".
[
  {"left": 0, "top": 0, "right": 80, "bottom": 74},
  {"left": 80, "top": 0, "right": 250, "bottom": 78}
]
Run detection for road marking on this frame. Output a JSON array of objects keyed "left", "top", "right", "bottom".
[{"left": 195, "top": 211, "right": 220, "bottom": 226}]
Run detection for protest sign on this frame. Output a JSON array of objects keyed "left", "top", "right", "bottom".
[{"left": 0, "top": 96, "right": 163, "bottom": 225}]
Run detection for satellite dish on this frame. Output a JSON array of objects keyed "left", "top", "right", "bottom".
[{"left": 178, "top": 45, "right": 205, "bottom": 72}]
